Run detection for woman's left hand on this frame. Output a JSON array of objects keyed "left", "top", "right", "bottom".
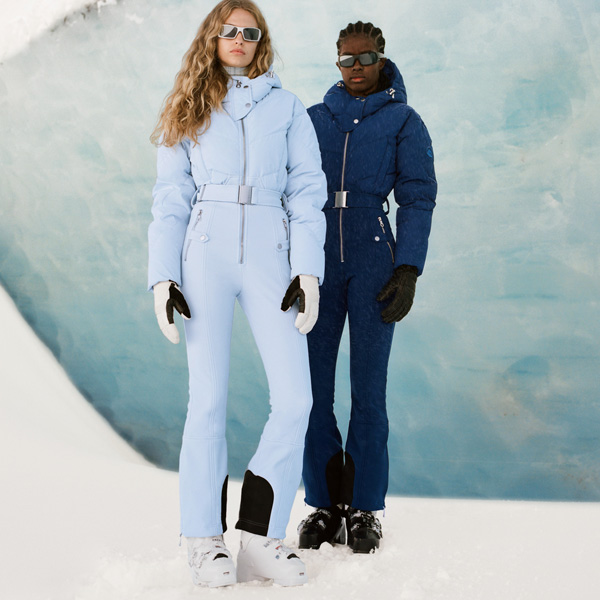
[
  {"left": 376, "top": 265, "right": 418, "bottom": 323},
  {"left": 280, "top": 275, "right": 320, "bottom": 334}
]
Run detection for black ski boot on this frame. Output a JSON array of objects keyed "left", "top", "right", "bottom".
[
  {"left": 297, "top": 506, "right": 346, "bottom": 549},
  {"left": 346, "top": 507, "right": 382, "bottom": 554}
]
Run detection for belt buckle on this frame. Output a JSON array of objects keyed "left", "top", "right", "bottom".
[
  {"left": 238, "top": 185, "right": 253, "bottom": 204},
  {"left": 334, "top": 191, "right": 348, "bottom": 208}
]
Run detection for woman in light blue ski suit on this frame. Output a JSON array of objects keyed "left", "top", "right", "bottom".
[{"left": 148, "top": 0, "right": 326, "bottom": 588}]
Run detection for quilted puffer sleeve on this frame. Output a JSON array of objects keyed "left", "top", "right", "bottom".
[
  {"left": 147, "top": 139, "right": 196, "bottom": 290},
  {"left": 284, "top": 98, "right": 328, "bottom": 284},
  {"left": 393, "top": 110, "right": 437, "bottom": 275}
]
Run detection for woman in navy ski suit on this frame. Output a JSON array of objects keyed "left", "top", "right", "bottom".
[{"left": 298, "top": 21, "right": 437, "bottom": 553}]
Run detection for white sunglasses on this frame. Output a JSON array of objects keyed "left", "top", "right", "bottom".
[{"left": 218, "top": 24, "right": 262, "bottom": 42}]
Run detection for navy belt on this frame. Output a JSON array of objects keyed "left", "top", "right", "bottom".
[{"left": 325, "top": 191, "right": 387, "bottom": 210}]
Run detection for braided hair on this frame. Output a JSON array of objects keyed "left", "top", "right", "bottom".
[
  {"left": 336, "top": 21, "right": 386, "bottom": 54},
  {"left": 336, "top": 21, "right": 389, "bottom": 91}
]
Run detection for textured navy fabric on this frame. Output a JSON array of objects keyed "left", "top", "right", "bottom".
[
  {"left": 303, "top": 60, "right": 437, "bottom": 510},
  {"left": 307, "top": 59, "right": 437, "bottom": 274},
  {"left": 304, "top": 209, "right": 395, "bottom": 510}
]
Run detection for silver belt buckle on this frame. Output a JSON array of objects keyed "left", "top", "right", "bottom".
[
  {"left": 238, "top": 185, "right": 253, "bottom": 204},
  {"left": 334, "top": 191, "right": 348, "bottom": 208}
]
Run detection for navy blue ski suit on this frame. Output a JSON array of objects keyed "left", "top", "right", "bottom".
[{"left": 303, "top": 59, "right": 437, "bottom": 511}]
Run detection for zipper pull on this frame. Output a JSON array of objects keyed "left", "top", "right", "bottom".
[
  {"left": 282, "top": 219, "right": 289, "bottom": 240},
  {"left": 378, "top": 216, "right": 386, "bottom": 234},
  {"left": 236, "top": 79, "right": 242, "bottom": 88}
]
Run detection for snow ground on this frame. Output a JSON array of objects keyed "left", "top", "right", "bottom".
[
  {"left": 2, "top": 0, "right": 599, "bottom": 497},
  {"left": 1, "top": 286, "right": 600, "bottom": 600}
]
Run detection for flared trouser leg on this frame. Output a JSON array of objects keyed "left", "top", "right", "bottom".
[
  {"left": 179, "top": 240, "right": 237, "bottom": 537},
  {"left": 303, "top": 209, "right": 396, "bottom": 511},
  {"left": 344, "top": 259, "right": 395, "bottom": 510},
  {"left": 303, "top": 252, "right": 348, "bottom": 508},
  {"left": 235, "top": 218, "right": 313, "bottom": 539}
]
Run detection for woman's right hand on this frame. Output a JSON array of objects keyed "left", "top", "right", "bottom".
[{"left": 153, "top": 280, "right": 191, "bottom": 344}]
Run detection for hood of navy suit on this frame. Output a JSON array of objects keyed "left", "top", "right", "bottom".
[{"left": 322, "top": 59, "right": 407, "bottom": 132}]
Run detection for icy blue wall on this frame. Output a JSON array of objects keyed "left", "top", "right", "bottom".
[{"left": 1, "top": 0, "right": 599, "bottom": 500}]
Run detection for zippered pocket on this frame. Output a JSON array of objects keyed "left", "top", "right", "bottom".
[
  {"left": 183, "top": 208, "right": 210, "bottom": 262},
  {"left": 386, "top": 241, "right": 395, "bottom": 263},
  {"left": 377, "top": 216, "right": 395, "bottom": 263},
  {"left": 184, "top": 231, "right": 210, "bottom": 261},
  {"left": 192, "top": 209, "right": 203, "bottom": 231}
]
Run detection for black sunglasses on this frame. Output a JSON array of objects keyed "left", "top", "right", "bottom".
[
  {"left": 338, "top": 52, "right": 385, "bottom": 68},
  {"left": 219, "top": 24, "right": 262, "bottom": 42}
]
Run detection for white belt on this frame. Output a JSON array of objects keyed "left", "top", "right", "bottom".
[{"left": 196, "top": 184, "right": 284, "bottom": 208}]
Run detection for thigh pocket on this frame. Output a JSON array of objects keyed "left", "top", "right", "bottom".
[
  {"left": 269, "top": 208, "right": 291, "bottom": 282},
  {"left": 183, "top": 231, "right": 212, "bottom": 262},
  {"left": 350, "top": 212, "right": 396, "bottom": 264},
  {"left": 276, "top": 238, "right": 290, "bottom": 254},
  {"left": 271, "top": 210, "right": 290, "bottom": 259},
  {"left": 364, "top": 213, "right": 395, "bottom": 264},
  {"left": 183, "top": 204, "right": 215, "bottom": 262},
  {"left": 275, "top": 238, "right": 291, "bottom": 283},
  {"left": 273, "top": 212, "right": 290, "bottom": 245}
]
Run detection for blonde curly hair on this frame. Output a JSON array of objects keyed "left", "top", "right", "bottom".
[{"left": 150, "top": 0, "right": 273, "bottom": 147}]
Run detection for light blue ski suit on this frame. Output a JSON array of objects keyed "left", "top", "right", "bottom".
[{"left": 148, "top": 69, "right": 327, "bottom": 539}]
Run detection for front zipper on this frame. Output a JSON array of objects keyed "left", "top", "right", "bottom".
[
  {"left": 240, "top": 118, "right": 247, "bottom": 264},
  {"left": 339, "top": 132, "right": 350, "bottom": 263},
  {"left": 378, "top": 216, "right": 395, "bottom": 263},
  {"left": 282, "top": 218, "right": 289, "bottom": 240}
]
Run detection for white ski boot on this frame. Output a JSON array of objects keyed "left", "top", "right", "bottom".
[
  {"left": 237, "top": 531, "right": 308, "bottom": 586},
  {"left": 187, "top": 535, "right": 236, "bottom": 587}
]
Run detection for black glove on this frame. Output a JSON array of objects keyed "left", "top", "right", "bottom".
[{"left": 376, "top": 265, "right": 418, "bottom": 324}]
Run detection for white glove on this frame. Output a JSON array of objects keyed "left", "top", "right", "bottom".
[
  {"left": 280, "top": 275, "right": 320, "bottom": 335},
  {"left": 153, "top": 280, "right": 191, "bottom": 344}
]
